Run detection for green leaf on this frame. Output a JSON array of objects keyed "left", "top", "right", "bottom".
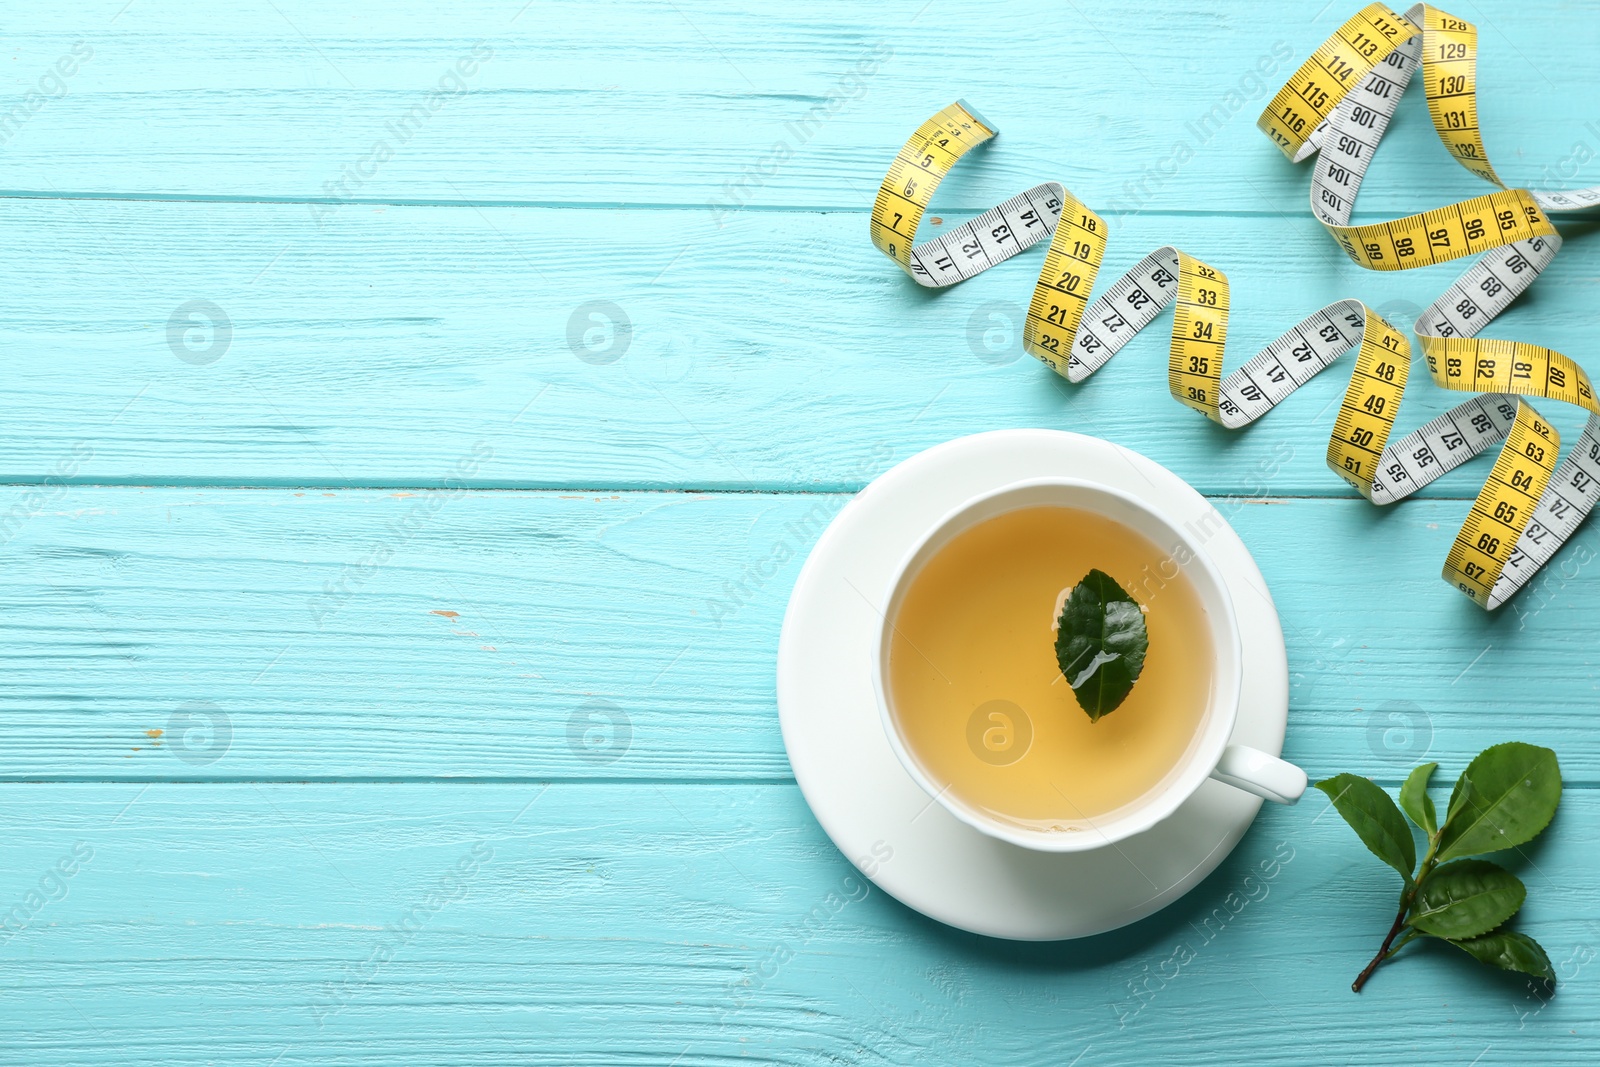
[
  {"left": 1445, "top": 774, "right": 1473, "bottom": 831},
  {"left": 1447, "top": 930, "right": 1556, "bottom": 984},
  {"left": 1315, "top": 774, "right": 1416, "bottom": 882},
  {"left": 1408, "top": 859, "right": 1525, "bottom": 940},
  {"left": 1054, "top": 569, "right": 1148, "bottom": 722},
  {"left": 1437, "top": 743, "right": 1561, "bottom": 862},
  {"left": 1399, "top": 762, "right": 1438, "bottom": 836}
]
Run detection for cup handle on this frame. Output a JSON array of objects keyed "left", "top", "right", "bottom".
[{"left": 1210, "top": 744, "right": 1307, "bottom": 804}]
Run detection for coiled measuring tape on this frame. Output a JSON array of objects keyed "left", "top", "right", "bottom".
[
  {"left": 1260, "top": 4, "right": 1600, "bottom": 608},
  {"left": 872, "top": 76, "right": 1595, "bottom": 608}
]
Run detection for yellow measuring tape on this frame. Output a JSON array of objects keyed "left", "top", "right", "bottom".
[
  {"left": 1263, "top": 3, "right": 1600, "bottom": 607},
  {"left": 871, "top": 6, "right": 1598, "bottom": 610}
]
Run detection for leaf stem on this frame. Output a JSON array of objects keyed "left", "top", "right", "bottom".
[
  {"left": 1352, "top": 837, "right": 1441, "bottom": 992},
  {"left": 1384, "top": 928, "right": 1422, "bottom": 959},
  {"left": 1353, "top": 900, "right": 1410, "bottom": 993}
]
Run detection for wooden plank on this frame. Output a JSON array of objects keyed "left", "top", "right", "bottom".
[
  {"left": 0, "top": 487, "right": 1594, "bottom": 782},
  {"left": 0, "top": 781, "right": 1594, "bottom": 1064},
  {"left": 3, "top": 3, "right": 1595, "bottom": 1062},
  {"left": 2, "top": 1, "right": 1594, "bottom": 214},
  {"left": 2, "top": 198, "right": 1596, "bottom": 491}
]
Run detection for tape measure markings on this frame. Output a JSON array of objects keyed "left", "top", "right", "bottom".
[
  {"left": 1269, "top": 4, "right": 1600, "bottom": 605},
  {"left": 868, "top": 117, "right": 1440, "bottom": 509},
  {"left": 1260, "top": 4, "right": 1414, "bottom": 161},
  {"left": 1291, "top": 6, "right": 1585, "bottom": 272},
  {"left": 871, "top": 4, "right": 1599, "bottom": 610},
  {"left": 868, "top": 101, "right": 1070, "bottom": 289}
]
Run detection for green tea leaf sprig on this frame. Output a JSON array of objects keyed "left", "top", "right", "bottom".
[
  {"left": 1054, "top": 569, "right": 1148, "bottom": 722},
  {"left": 1317, "top": 742, "right": 1561, "bottom": 993}
]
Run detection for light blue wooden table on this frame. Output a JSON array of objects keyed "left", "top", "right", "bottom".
[{"left": 3, "top": 2, "right": 1598, "bottom": 1062}]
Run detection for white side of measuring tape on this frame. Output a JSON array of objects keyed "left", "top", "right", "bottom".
[{"left": 1289, "top": 4, "right": 1600, "bottom": 608}]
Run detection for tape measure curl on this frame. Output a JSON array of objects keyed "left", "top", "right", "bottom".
[
  {"left": 871, "top": 96, "right": 1592, "bottom": 610},
  {"left": 1262, "top": 4, "right": 1600, "bottom": 608}
]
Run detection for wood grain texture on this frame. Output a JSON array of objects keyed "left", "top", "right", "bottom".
[
  {"left": 2, "top": 1, "right": 1597, "bottom": 213},
  {"left": 0, "top": 487, "right": 1595, "bottom": 782},
  {"left": 0, "top": 199, "right": 1596, "bottom": 489},
  {"left": 3, "top": 0, "right": 1599, "bottom": 1060},
  {"left": 0, "top": 783, "right": 1595, "bottom": 1066}
]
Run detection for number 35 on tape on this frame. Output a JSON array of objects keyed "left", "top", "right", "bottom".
[{"left": 872, "top": 41, "right": 1598, "bottom": 611}]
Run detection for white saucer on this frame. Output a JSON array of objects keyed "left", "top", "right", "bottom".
[{"left": 776, "top": 429, "right": 1290, "bottom": 940}]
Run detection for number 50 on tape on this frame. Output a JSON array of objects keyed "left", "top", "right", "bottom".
[{"left": 871, "top": 62, "right": 1597, "bottom": 611}]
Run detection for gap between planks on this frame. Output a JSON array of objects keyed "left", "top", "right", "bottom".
[{"left": 0, "top": 480, "right": 1481, "bottom": 500}]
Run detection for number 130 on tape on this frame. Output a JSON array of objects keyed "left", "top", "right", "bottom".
[{"left": 871, "top": 83, "right": 1597, "bottom": 611}]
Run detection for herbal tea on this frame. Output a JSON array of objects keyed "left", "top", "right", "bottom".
[{"left": 887, "top": 505, "right": 1215, "bottom": 828}]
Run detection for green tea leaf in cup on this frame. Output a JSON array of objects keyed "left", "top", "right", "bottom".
[{"left": 1054, "top": 569, "right": 1148, "bottom": 722}]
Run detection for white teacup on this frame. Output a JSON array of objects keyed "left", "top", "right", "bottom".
[{"left": 870, "top": 477, "right": 1306, "bottom": 853}]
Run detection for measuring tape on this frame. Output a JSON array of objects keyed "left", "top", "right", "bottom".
[
  {"left": 872, "top": 38, "right": 1596, "bottom": 610},
  {"left": 1262, "top": 4, "right": 1600, "bottom": 607}
]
